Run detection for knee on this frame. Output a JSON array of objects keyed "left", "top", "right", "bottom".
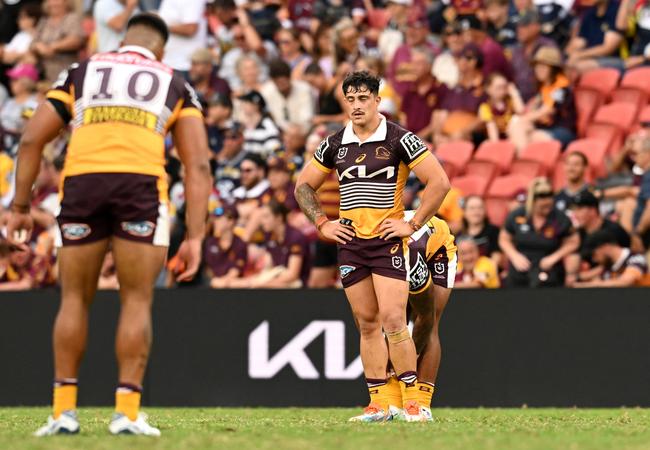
[
  {"left": 380, "top": 308, "right": 406, "bottom": 333},
  {"left": 356, "top": 314, "right": 381, "bottom": 337}
]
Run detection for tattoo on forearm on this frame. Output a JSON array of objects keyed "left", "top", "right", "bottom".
[{"left": 296, "top": 183, "right": 325, "bottom": 224}]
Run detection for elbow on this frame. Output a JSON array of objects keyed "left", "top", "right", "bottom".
[{"left": 439, "top": 175, "right": 451, "bottom": 195}]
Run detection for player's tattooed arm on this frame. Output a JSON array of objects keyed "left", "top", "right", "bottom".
[{"left": 295, "top": 183, "right": 326, "bottom": 224}]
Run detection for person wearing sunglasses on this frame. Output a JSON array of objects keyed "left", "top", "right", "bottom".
[{"left": 499, "top": 178, "right": 579, "bottom": 287}]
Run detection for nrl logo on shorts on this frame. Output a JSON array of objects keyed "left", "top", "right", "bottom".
[
  {"left": 61, "top": 223, "right": 91, "bottom": 240},
  {"left": 121, "top": 221, "right": 155, "bottom": 237},
  {"left": 339, "top": 265, "right": 356, "bottom": 279},
  {"left": 434, "top": 262, "right": 445, "bottom": 275},
  {"left": 337, "top": 147, "right": 348, "bottom": 159},
  {"left": 392, "top": 256, "right": 403, "bottom": 269}
]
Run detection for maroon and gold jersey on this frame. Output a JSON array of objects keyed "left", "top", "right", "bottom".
[
  {"left": 311, "top": 117, "right": 431, "bottom": 238},
  {"left": 46, "top": 45, "right": 203, "bottom": 198}
]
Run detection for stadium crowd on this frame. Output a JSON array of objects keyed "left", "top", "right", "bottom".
[{"left": 0, "top": 0, "right": 649, "bottom": 290}]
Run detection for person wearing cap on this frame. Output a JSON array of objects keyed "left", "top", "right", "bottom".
[
  {"left": 232, "top": 153, "right": 272, "bottom": 227},
  {"left": 499, "top": 178, "right": 579, "bottom": 287},
  {"left": 93, "top": 0, "right": 139, "bottom": 54},
  {"left": 238, "top": 89, "right": 281, "bottom": 157},
  {"left": 510, "top": 7, "right": 558, "bottom": 102},
  {"left": 484, "top": 0, "right": 518, "bottom": 49},
  {"left": 204, "top": 204, "right": 248, "bottom": 289},
  {"left": 460, "top": 14, "right": 514, "bottom": 81},
  {"left": 1, "top": 63, "right": 39, "bottom": 150},
  {"left": 205, "top": 93, "right": 234, "bottom": 154},
  {"left": 570, "top": 229, "right": 650, "bottom": 287},
  {"left": 507, "top": 45, "right": 576, "bottom": 151},
  {"left": 188, "top": 48, "right": 231, "bottom": 107},
  {"left": 214, "top": 122, "right": 246, "bottom": 202}
]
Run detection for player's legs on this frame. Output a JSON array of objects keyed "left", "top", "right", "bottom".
[
  {"left": 111, "top": 237, "right": 166, "bottom": 422},
  {"left": 414, "top": 284, "right": 452, "bottom": 383}
]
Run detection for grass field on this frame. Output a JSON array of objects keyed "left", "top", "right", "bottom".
[{"left": 1, "top": 408, "right": 649, "bottom": 450}]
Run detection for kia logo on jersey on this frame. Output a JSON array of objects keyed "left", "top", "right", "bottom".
[{"left": 337, "top": 165, "right": 395, "bottom": 181}]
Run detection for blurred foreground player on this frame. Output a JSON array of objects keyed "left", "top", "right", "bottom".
[
  {"left": 295, "top": 71, "right": 450, "bottom": 422},
  {"left": 7, "top": 14, "right": 211, "bottom": 436}
]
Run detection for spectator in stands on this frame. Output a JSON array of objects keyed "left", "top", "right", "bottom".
[
  {"left": 312, "top": 23, "right": 334, "bottom": 78},
  {"left": 93, "top": 0, "right": 138, "bottom": 54},
  {"left": 188, "top": 48, "right": 231, "bottom": 106},
  {"left": 616, "top": 0, "right": 650, "bottom": 70},
  {"left": 400, "top": 46, "right": 442, "bottom": 139},
  {"left": 1, "top": 3, "right": 41, "bottom": 65},
  {"left": 454, "top": 237, "right": 501, "bottom": 288},
  {"left": 376, "top": 0, "right": 411, "bottom": 64},
  {"left": 275, "top": 27, "right": 311, "bottom": 79},
  {"left": 267, "top": 156, "right": 300, "bottom": 212},
  {"left": 1, "top": 63, "right": 39, "bottom": 151},
  {"left": 571, "top": 230, "right": 650, "bottom": 287},
  {"left": 460, "top": 14, "right": 513, "bottom": 80},
  {"left": 432, "top": 21, "right": 463, "bottom": 88},
  {"left": 158, "top": 0, "right": 206, "bottom": 76},
  {"left": 459, "top": 195, "right": 502, "bottom": 262},
  {"left": 238, "top": 90, "right": 281, "bottom": 157},
  {"left": 233, "top": 54, "right": 263, "bottom": 97},
  {"left": 233, "top": 153, "right": 271, "bottom": 231},
  {"left": 260, "top": 59, "right": 314, "bottom": 133},
  {"left": 214, "top": 122, "right": 246, "bottom": 202},
  {"left": 230, "top": 200, "right": 310, "bottom": 288},
  {"left": 303, "top": 62, "right": 345, "bottom": 127},
  {"left": 510, "top": 8, "right": 557, "bottom": 102},
  {"left": 244, "top": 0, "right": 282, "bottom": 43},
  {"left": 219, "top": 20, "right": 272, "bottom": 92},
  {"left": 205, "top": 204, "right": 248, "bottom": 288},
  {"left": 478, "top": 73, "right": 525, "bottom": 142},
  {"left": 332, "top": 18, "right": 362, "bottom": 68},
  {"left": 205, "top": 93, "right": 233, "bottom": 155},
  {"left": 632, "top": 136, "right": 650, "bottom": 250},
  {"left": 565, "top": 0, "right": 623, "bottom": 74},
  {"left": 484, "top": 0, "right": 517, "bottom": 49},
  {"left": 499, "top": 178, "right": 579, "bottom": 287},
  {"left": 0, "top": 243, "right": 30, "bottom": 290},
  {"left": 555, "top": 151, "right": 591, "bottom": 211},
  {"left": 356, "top": 56, "right": 401, "bottom": 121},
  {"left": 433, "top": 43, "right": 486, "bottom": 143},
  {"left": 280, "top": 123, "right": 306, "bottom": 169},
  {"left": 507, "top": 46, "right": 576, "bottom": 151},
  {"left": 30, "top": 0, "right": 85, "bottom": 82}
]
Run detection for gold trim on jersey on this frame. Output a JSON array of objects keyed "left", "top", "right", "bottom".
[
  {"left": 408, "top": 151, "right": 430, "bottom": 170},
  {"left": 46, "top": 90, "right": 73, "bottom": 106},
  {"left": 311, "top": 158, "right": 331, "bottom": 174}
]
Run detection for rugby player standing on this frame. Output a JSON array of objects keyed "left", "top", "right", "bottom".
[
  {"left": 7, "top": 14, "right": 211, "bottom": 436},
  {"left": 295, "top": 71, "right": 450, "bottom": 422}
]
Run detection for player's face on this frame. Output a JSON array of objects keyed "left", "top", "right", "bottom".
[{"left": 345, "top": 86, "right": 380, "bottom": 127}]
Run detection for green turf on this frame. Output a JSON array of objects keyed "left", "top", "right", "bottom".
[{"left": 1, "top": 408, "right": 649, "bottom": 450}]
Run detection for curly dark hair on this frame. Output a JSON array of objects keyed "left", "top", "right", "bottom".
[{"left": 342, "top": 71, "right": 380, "bottom": 96}]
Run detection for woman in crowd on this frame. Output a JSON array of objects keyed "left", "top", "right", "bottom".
[
  {"left": 233, "top": 55, "right": 263, "bottom": 97},
  {"left": 499, "top": 178, "right": 580, "bottom": 287},
  {"left": 2, "top": 3, "right": 41, "bottom": 65},
  {"left": 332, "top": 18, "right": 362, "bottom": 69},
  {"left": 355, "top": 56, "right": 400, "bottom": 120},
  {"left": 432, "top": 21, "right": 463, "bottom": 88},
  {"left": 1, "top": 64, "right": 39, "bottom": 152},
  {"left": 312, "top": 23, "right": 334, "bottom": 78},
  {"left": 459, "top": 195, "right": 502, "bottom": 264},
  {"left": 30, "top": 0, "right": 85, "bottom": 82},
  {"left": 478, "top": 73, "right": 525, "bottom": 142},
  {"left": 507, "top": 46, "right": 576, "bottom": 151},
  {"left": 275, "top": 27, "right": 311, "bottom": 79}
]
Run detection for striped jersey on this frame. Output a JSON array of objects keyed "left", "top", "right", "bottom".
[
  {"left": 46, "top": 45, "right": 203, "bottom": 197},
  {"left": 311, "top": 116, "right": 430, "bottom": 238}
]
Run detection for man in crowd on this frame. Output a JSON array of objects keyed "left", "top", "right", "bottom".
[
  {"left": 188, "top": 48, "right": 231, "bottom": 106},
  {"left": 484, "top": 0, "right": 518, "bottom": 49},
  {"left": 93, "top": 0, "right": 139, "bottom": 53},
  {"left": 205, "top": 93, "right": 234, "bottom": 155},
  {"left": 214, "top": 123, "right": 246, "bottom": 202},
  {"left": 460, "top": 15, "right": 513, "bottom": 80},
  {"left": 158, "top": 0, "right": 207, "bottom": 76},
  {"left": 555, "top": 152, "right": 591, "bottom": 212},
  {"left": 454, "top": 237, "right": 500, "bottom": 288}
]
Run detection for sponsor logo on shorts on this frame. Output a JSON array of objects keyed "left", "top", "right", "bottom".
[
  {"left": 375, "top": 147, "right": 390, "bottom": 160},
  {"left": 392, "top": 256, "right": 403, "bottom": 269},
  {"left": 355, "top": 154, "right": 366, "bottom": 163},
  {"left": 337, "top": 147, "right": 348, "bottom": 159},
  {"left": 121, "top": 221, "right": 155, "bottom": 237},
  {"left": 61, "top": 223, "right": 91, "bottom": 240},
  {"left": 339, "top": 265, "right": 356, "bottom": 279},
  {"left": 409, "top": 253, "right": 429, "bottom": 291},
  {"left": 390, "top": 243, "right": 400, "bottom": 254}
]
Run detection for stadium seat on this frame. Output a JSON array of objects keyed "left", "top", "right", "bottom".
[
  {"left": 440, "top": 159, "right": 458, "bottom": 179},
  {"left": 473, "top": 140, "right": 516, "bottom": 174},
  {"left": 577, "top": 68, "right": 620, "bottom": 98},
  {"left": 487, "top": 173, "right": 535, "bottom": 198},
  {"left": 620, "top": 67, "right": 650, "bottom": 95},
  {"left": 610, "top": 87, "right": 648, "bottom": 116},
  {"left": 435, "top": 140, "right": 474, "bottom": 175},
  {"left": 584, "top": 123, "right": 624, "bottom": 156},
  {"left": 574, "top": 87, "right": 603, "bottom": 136},
  {"left": 639, "top": 105, "right": 650, "bottom": 124},
  {"left": 592, "top": 102, "right": 638, "bottom": 134},
  {"left": 465, "top": 159, "right": 499, "bottom": 182},
  {"left": 565, "top": 138, "right": 608, "bottom": 178},
  {"left": 452, "top": 174, "right": 490, "bottom": 197},
  {"left": 510, "top": 159, "right": 546, "bottom": 178},
  {"left": 518, "top": 140, "right": 562, "bottom": 173},
  {"left": 484, "top": 197, "right": 511, "bottom": 227}
]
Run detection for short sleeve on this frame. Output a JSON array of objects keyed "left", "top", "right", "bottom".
[
  {"left": 398, "top": 131, "right": 430, "bottom": 169},
  {"left": 46, "top": 62, "right": 79, "bottom": 123},
  {"left": 504, "top": 210, "right": 521, "bottom": 234},
  {"left": 478, "top": 103, "right": 493, "bottom": 122},
  {"left": 178, "top": 81, "right": 203, "bottom": 119},
  {"left": 312, "top": 136, "right": 335, "bottom": 173}
]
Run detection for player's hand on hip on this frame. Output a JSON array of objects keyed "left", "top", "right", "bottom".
[
  {"left": 320, "top": 220, "right": 355, "bottom": 244},
  {"left": 174, "top": 237, "right": 202, "bottom": 282},
  {"left": 6, "top": 212, "right": 33, "bottom": 251},
  {"left": 379, "top": 219, "right": 412, "bottom": 240}
]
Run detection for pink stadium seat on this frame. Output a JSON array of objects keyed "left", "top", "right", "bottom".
[
  {"left": 593, "top": 102, "right": 638, "bottom": 134},
  {"left": 565, "top": 138, "right": 608, "bottom": 178},
  {"left": 584, "top": 123, "right": 625, "bottom": 156},
  {"left": 484, "top": 197, "right": 511, "bottom": 227},
  {"left": 610, "top": 87, "right": 648, "bottom": 116},
  {"left": 620, "top": 67, "right": 650, "bottom": 95},
  {"left": 435, "top": 140, "right": 474, "bottom": 175},
  {"left": 452, "top": 174, "right": 490, "bottom": 197},
  {"left": 518, "top": 141, "right": 562, "bottom": 172},
  {"left": 574, "top": 88, "right": 603, "bottom": 136},
  {"left": 578, "top": 68, "right": 620, "bottom": 98},
  {"left": 510, "top": 160, "right": 546, "bottom": 178},
  {"left": 465, "top": 159, "right": 499, "bottom": 182},
  {"left": 440, "top": 160, "right": 458, "bottom": 179},
  {"left": 487, "top": 173, "right": 535, "bottom": 198},
  {"left": 473, "top": 140, "right": 516, "bottom": 174},
  {"left": 639, "top": 105, "right": 650, "bottom": 124}
]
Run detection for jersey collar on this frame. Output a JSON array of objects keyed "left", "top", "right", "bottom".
[
  {"left": 341, "top": 114, "right": 387, "bottom": 145},
  {"left": 118, "top": 45, "right": 156, "bottom": 61},
  {"left": 611, "top": 247, "right": 630, "bottom": 272}
]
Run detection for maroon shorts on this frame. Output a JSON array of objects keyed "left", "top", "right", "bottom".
[
  {"left": 338, "top": 237, "right": 409, "bottom": 288},
  {"left": 56, "top": 173, "right": 169, "bottom": 247}
]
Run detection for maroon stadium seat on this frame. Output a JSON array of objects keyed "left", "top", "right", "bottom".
[
  {"left": 452, "top": 174, "right": 490, "bottom": 197},
  {"left": 435, "top": 140, "right": 474, "bottom": 175},
  {"left": 518, "top": 140, "right": 562, "bottom": 173},
  {"left": 574, "top": 87, "right": 603, "bottom": 137},
  {"left": 620, "top": 67, "right": 650, "bottom": 95},
  {"left": 578, "top": 68, "right": 620, "bottom": 98},
  {"left": 473, "top": 140, "right": 516, "bottom": 174}
]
